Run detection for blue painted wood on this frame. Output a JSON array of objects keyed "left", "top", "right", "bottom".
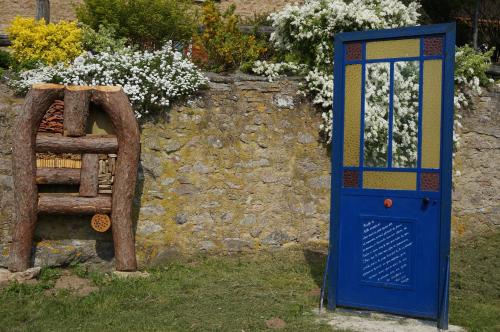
[
  {"left": 417, "top": 37, "right": 425, "bottom": 190},
  {"left": 329, "top": 23, "right": 456, "bottom": 325},
  {"left": 437, "top": 23, "right": 456, "bottom": 330},
  {"left": 327, "top": 33, "right": 346, "bottom": 310},
  {"left": 359, "top": 42, "right": 367, "bottom": 188},
  {"left": 388, "top": 62, "right": 395, "bottom": 168},
  {"left": 346, "top": 54, "right": 443, "bottom": 65},
  {"left": 343, "top": 166, "right": 440, "bottom": 173},
  {"left": 335, "top": 23, "right": 456, "bottom": 43}
]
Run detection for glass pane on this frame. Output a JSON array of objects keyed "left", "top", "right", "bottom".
[
  {"left": 364, "top": 62, "right": 390, "bottom": 167},
  {"left": 393, "top": 61, "right": 420, "bottom": 168}
]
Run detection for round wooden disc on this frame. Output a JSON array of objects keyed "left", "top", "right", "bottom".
[{"left": 91, "top": 214, "right": 111, "bottom": 232}]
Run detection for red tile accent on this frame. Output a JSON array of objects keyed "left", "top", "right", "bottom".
[
  {"left": 346, "top": 43, "right": 362, "bottom": 61},
  {"left": 424, "top": 37, "right": 443, "bottom": 56},
  {"left": 421, "top": 172, "right": 440, "bottom": 191},
  {"left": 343, "top": 170, "right": 359, "bottom": 188}
]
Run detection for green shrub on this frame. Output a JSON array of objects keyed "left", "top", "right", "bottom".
[
  {"left": 194, "top": 1, "right": 267, "bottom": 72},
  {"left": 455, "top": 45, "right": 495, "bottom": 87},
  {"left": 81, "top": 24, "right": 128, "bottom": 53},
  {"left": 0, "top": 49, "right": 12, "bottom": 69},
  {"left": 76, "top": 0, "right": 197, "bottom": 49}
]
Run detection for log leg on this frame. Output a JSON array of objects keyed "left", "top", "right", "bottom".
[
  {"left": 9, "top": 84, "right": 64, "bottom": 272},
  {"left": 92, "top": 86, "right": 140, "bottom": 271},
  {"left": 63, "top": 86, "right": 91, "bottom": 137},
  {"left": 79, "top": 154, "right": 99, "bottom": 197}
]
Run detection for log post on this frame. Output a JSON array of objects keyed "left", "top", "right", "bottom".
[
  {"left": 92, "top": 86, "right": 140, "bottom": 271},
  {"left": 9, "top": 84, "right": 64, "bottom": 272},
  {"left": 36, "top": 0, "right": 50, "bottom": 23},
  {"left": 79, "top": 154, "right": 99, "bottom": 197},
  {"left": 63, "top": 86, "right": 92, "bottom": 137}
]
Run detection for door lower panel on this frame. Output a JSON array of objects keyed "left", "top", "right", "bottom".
[{"left": 337, "top": 193, "right": 440, "bottom": 319}]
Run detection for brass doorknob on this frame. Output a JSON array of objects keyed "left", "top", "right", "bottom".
[{"left": 384, "top": 198, "right": 393, "bottom": 208}]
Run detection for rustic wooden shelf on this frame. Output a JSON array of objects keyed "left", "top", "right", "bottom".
[
  {"left": 36, "top": 168, "right": 81, "bottom": 185},
  {"left": 36, "top": 134, "right": 118, "bottom": 154},
  {"left": 38, "top": 193, "right": 112, "bottom": 214}
]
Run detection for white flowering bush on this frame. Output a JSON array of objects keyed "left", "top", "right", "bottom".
[
  {"left": 9, "top": 42, "right": 208, "bottom": 118},
  {"left": 254, "top": 0, "right": 493, "bottom": 162},
  {"left": 254, "top": 0, "right": 420, "bottom": 144},
  {"left": 268, "top": 0, "right": 420, "bottom": 71}
]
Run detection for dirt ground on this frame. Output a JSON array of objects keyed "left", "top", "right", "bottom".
[{"left": 49, "top": 271, "right": 98, "bottom": 296}]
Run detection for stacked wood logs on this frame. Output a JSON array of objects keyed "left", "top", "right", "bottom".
[
  {"left": 38, "top": 100, "right": 64, "bottom": 134},
  {"left": 98, "top": 154, "right": 116, "bottom": 195},
  {"left": 9, "top": 84, "right": 140, "bottom": 273}
]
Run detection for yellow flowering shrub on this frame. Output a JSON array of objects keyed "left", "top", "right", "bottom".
[
  {"left": 7, "top": 17, "right": 83, "bottom": 65},
  {"left": 194, "top": 2, "right": 267, "bottom": 72}
]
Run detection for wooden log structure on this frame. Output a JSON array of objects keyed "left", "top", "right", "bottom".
[
  {"left": 63, "top": 86, "right": 91, "bottom": 137},
  {"left": 9, "top": 84, "right": 64, "bottom": 272},
  {"left": 92, "top": 86, "right": 140, "bottom": 271},
  {"left": 36, "top": 135, "right": 118, "bottom": 154},
  {"left": 9, "top": 84, "right": 140, "bottom": 272},
  {"left": 79, "top": 154, "right": 99, "bottom": 197},
  {"left": 38, "top": 194, "right": 112, "bottom": 214},
  {"left": 36, "top": 168, "right": 80, "bottom": 185}
]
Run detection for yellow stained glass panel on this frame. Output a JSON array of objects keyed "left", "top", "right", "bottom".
[
  {"left": 422, "top": 60, "right": 442, "bottom": 169},
  {"left": 366, "top": 39, "right": 420, "bottom": 60},
  {"left": 343, "top": 64, "right": 362, "bottom": 166},
  {"left": 363, "top": 171, "right": 417, "bottom": 190}
]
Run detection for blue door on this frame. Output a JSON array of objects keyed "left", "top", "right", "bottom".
[{"left": 328, "top": 24, "right": 456, "bottom": 328}]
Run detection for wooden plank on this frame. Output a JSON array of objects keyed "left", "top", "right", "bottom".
[
  {"left": 38, "top": 194, "right": 112, "bottom": 214},
  {"left": 63, "top": 86, "right": 92, "bottom": 137},
  {"left": 36, "top": 135, "right": 118, "bottom": 154},
  {"left": 79, "top": 154, "right": 99, "bottom": 197},
  {"left": 36, "top": 168, "right": 80, "bottom": 185}
]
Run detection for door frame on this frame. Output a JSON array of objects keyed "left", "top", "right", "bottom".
[{"left": 328, "top": 23, "right": 456, "bottom": 329}]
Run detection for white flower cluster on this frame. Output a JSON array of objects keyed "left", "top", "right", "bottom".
[
  {"left": 255, "top": 0, "right": 421, "bottom": 145},
  {"left": 9, "top": 63, "right": 66, "bottom": 94},
  {"left": 252, "top": 60, "right": 307, "bottom": 82},
  {"left": 268, "top": 0, "right": 420, "bottom": 69},
  {"left": 9, "top": 43, "right": 208, "bottom": 118},
  {"left": 255, "top": 0, "right": 491, "bottom": 163}
]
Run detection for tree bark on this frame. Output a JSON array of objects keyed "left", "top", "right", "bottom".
[
  {"left": 38, "top": 194, "right": 112, "bottom": 214},
  {"left": 36, "top": 0, "right": 50, "bottom": 23},
  {"left": 63, "top": 86, "right": 91, "bottom": 137},
  {"left": 36, "top": 135, "right": 118, "bottom": 154},
  {"left": 79, "top": 154, "right": 99, "bottom": 197},
  {"left": 9, "top": 84, "right": 64, "bottom": 272},
  {"left": 92, "top": 86, "right": 140, "bottom": 271},
  {"left": 36, "top": 168, "right": 80, "bottom": 185},
  {"left": 472, "top": 0, "right": 481, "bottom": 50}
]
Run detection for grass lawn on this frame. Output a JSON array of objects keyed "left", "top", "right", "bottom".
[{"left": 0, "top": 231, "right": 499, "bottom": 332}]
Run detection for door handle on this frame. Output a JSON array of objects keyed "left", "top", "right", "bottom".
[{"left": 422, "top": 197, "right": 431, "bottom": 205}]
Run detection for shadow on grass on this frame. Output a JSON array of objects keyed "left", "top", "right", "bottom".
[{"left": 303, "top": 248, "right": 328, "bottom": 288}]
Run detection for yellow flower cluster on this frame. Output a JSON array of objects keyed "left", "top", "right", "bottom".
[{"left": 7, "top": 17, "right": 83, "bottom": 65}]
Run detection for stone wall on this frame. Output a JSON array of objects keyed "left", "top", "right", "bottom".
[
  {"left": 0, "top": 78, "right": 498, "bottom": 268},
  {"left": 0, "top": 74, "right": 331, "bottom": 267},
  {"left": 452, "top": 84, "right": 500, "bottom": 236}
]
